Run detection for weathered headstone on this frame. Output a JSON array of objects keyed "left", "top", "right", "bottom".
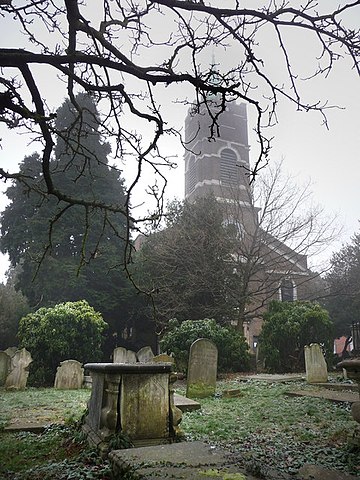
[
  {"left": 186, "top": 338, "right": 218, "bottom": 398},
  {"left": 137, "top": 346, "right": 154, "bottom": 363},
  {"left": 5, "top": 348, "right": 32, "bottom": 390},
  {"left": 54, "top": 360, "right": 84, "bottom": 389},
  {"left": 152, "top": 354, "right": 175, "bottom": 364},
  {"left": 0, "top": 351, "right": 11, "bottom": 386},
  {"left": 304, "top": 343, "right": 328, "bottom": 384},
  {"left": 4, "top": 346, "right": 18, "bottom": 362},
  {"left": 113, "top": 347, "right": 137, "bottom": 364}
]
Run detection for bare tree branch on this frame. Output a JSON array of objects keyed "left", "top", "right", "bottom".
[{"left": 0, "top": 0, "right": 358, "bottom": 267}]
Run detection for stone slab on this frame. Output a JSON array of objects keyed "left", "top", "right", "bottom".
[
  {"left": 310, "top": 382, "right": 358, "bottom": 392},
  {"left": 4, "top": 422, "right": 49, "bottom": 433},
  {"left": 174, "top": 393, "right": 201, "bottom": 412},
  {"left": 237, "top": 374, "right": 304, "bottom": 383},
  {"left": 110, "top": 441, "right": 259, "bottom": 480},
  {"left": 297, "top": 464, "right": 359, "bottom": 480},
  {"left": 287, "top": 390, "right": 359, "bottom": 403}
]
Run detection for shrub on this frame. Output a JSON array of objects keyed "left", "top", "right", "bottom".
[
  {"left": 259, "top": 300, "right": 333, "bottom": 373},
  {"left": 18, "top": 300, "right": 108, "bottom": 386},
  {"left": 160, "top": 318, "right": 250, "bottom": 373}
]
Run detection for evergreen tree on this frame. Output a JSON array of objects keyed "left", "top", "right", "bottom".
[{"left": 0, "top": 94, "right": 142, "bottom": 356}]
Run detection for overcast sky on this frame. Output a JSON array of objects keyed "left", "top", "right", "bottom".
[{"left": 0, "top": 1, "right": 359, "bottom": 283}]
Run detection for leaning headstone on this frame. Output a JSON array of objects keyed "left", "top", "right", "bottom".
[
  {"left": 5, "top": 348, "right": 32, "bottom": 390},
  {"left": 0, "top": 351, "right": 11, "bottom": 386},
  {"left": 152, "top": 354, "right": 175, "bottom": 364},
  {"left": 137, "top": 346, "right": 154, "bottom": 363},
  {"left": 186, "top": 338, "right": 218, "bottom": 398},
  {"left": 54, "top": 360, "right": 84, "bottom": 389},
  {"left": 113, "top": 347, "right": 137, "bottom": 364},
  {"left": 304, "top": 343, "right": 328, "bottom": 384},
  {"left": 4, "top": 347, "right": 18, "bottom": 361}
]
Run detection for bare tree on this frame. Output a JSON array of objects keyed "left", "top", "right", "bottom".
[
  {"left": 0, "top": 0, "right": 359, "bottom": 263},
  {"left": 134, "top": 161, "right": 337, "bottom": 338},
  {"left": 222, "top": 160, "right": 338, "bottom": 331}
]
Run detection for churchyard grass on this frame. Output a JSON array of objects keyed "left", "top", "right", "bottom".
[
  {"left": 179, "top": 379, "right": 359, "bottom": 477},
  {"left": 0, "top": 379, "right": 359, "bottom": 478},
  {"left": 0, "top": 388, "right": 113, "bottom": 479},
  {"left": 0, "top": 387, "right": 90, "bottom": 429}
]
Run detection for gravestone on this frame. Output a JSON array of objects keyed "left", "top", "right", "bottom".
[
  {"left": 304, "top": 343, "right": 328, "bottom": 384},
  {"left": 4, "top": 346, "right": 18, "bottom": 359},
  {"left": 186, "top": 338, "right": 218, "bottom": 398},
  {"left": 0, "top": 351, "right": 11, "bottom": 386},
  {"left": 137, "top": 346, "right": 154, "bottom": 363},
  {"left": 5, "top": 348, "right": 32, "bottom": 390},
  {"left": 54, "top": 360, "right": 84, "bottom": 389},
  {"left": 113, "top": 347, "right": 137, "bottom": 364}
]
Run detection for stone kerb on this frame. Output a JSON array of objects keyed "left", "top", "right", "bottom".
[
  {"left": 5, "top": 348, "right": 32, "bottom": 390},
  {"left": 186, "top": 338, "right": 218, "bottom": 399},
  {"left": 54, "top": 359, "right": 84, "bottom": 389},
  {"left": 304, "top": 343, "right": 328, "bottom": 384}
]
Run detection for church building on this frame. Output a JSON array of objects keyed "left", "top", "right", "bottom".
[{"left": 184, "top": 99, "right": 316, "bottom": 351}]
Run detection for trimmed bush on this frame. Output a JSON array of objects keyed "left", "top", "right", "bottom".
[
  {"left": 259, "top": 300, "right": 333, "bottom": 373},
  {"left": 18, "top": 300, "right": 107, "bottom": 386},
  {"left": 160, "top": 318, "right": 250, "bottom": 373}
]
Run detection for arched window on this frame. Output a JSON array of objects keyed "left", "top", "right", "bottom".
[
  {"left": 280, "top": 278, "right": 295, "bottom": 302},
  {"left": 220, "top": 148, "right": 238, "bottom": 186}
]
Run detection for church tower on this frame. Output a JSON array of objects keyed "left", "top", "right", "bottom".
[{"left": 184, "top": 100, "right": 252, "bottom": 205}]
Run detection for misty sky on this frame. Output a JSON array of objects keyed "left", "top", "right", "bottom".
[{"left": 0, "top": 1, "right": 359, "bottom": 282}]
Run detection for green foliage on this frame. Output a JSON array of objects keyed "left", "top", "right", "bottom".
[
  {"left": 17, "top": 300, "right": 107, "bottom": 385},
  {"left": 325, "top": 230, "right": 360, "bottom": 337},
  {"left": 0, "top": 94, "right": 143, "bottom": 356},
  {"left": 160, "top": 318, "right": 250, "bottom": 373},
  {"left": 259, "top": 301, "right": 333, "bottom": 373}
]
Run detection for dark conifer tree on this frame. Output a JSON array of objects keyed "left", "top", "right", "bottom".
[{"left": 0, "top": 94, "right": 148, "bottom": 357}]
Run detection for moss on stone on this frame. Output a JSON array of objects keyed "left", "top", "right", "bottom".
[
  {"left": 187, "top": 382, "right": 215, "bottom": 399},
  {"left": 199, "top": 468, "right": 247, "bottom": 479}
]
